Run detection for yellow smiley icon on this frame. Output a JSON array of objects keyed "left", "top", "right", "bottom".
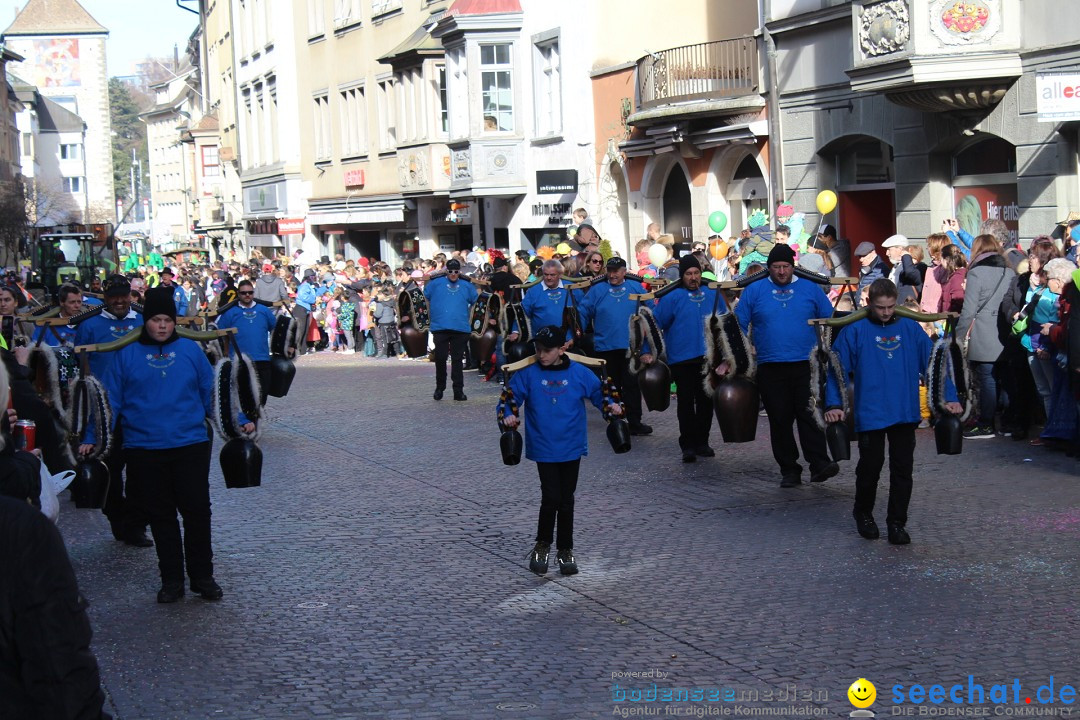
[{"left": 848, "top": 678, "right": 876, "bottom": 708}]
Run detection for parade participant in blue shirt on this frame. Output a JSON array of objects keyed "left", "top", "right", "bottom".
[
  {"left": 31, "top": 284, "right": 82, "bottom": 347},
  {"left": 79, "top": 286, "right": 253, "bottom": 603},
  {"left": 641, "top": 255, "right": 726, "bottom": 462},
  {"left": 293, "top": 269, "right": 328, "bottom": 355},
  {"left": 578, "top": 257, "right": 651, "bottom": 435},
  {"left": 501, "top": 325, "right": 623, "bottom": 576},
  {"left": 157, "top": 267, "right": 188, "bottom": 316},
  {"left": 215, "top": 279, "right": 277, "bottom": 406},
  {"left": 734, "top": 244, "right": 838, "bottom": 487},
  {"left": 423, "top": 259, "right": 478, "bottom": 401},
  {"left": 508, "top": 260, "right": 582, "bottom": 345},
  {"left": 825, "top": 279, "right": 961, "bottom": 545},
  {"left": 73, "top": 275, "right": 148, "bottom": 547}
]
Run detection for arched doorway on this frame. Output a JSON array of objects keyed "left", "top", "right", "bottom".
[
  {"left": 662, "top": 166, "right": 692, "bottom": 250},
  {"left": 952, "top": 136, "right": 1017, "bottom": 246},
  {"left": 822, "top": 135, "right": 896, "bottom": 265}
]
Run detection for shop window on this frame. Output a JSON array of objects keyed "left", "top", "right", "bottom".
[
  {"left": 837, "top": 139, "right": 893, "bottom": 186},
  {"left": 953, "top": 136, "right": 1016, "bottom": 176}
]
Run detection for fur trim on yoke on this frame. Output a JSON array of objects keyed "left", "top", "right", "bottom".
[
  {"left": 68, "top": 376, "right": 112, "bottom": 462},
  {"left": 928, "top": 337, "right": 975, "bottom": 422},
  {"left": 270, "top": 314, "right": 296, "bottom": 357},
  {"left": 65, "top": 302, "right": 106, "bottom": 326},
  {"left": 27, "top": 345, "right": 63, "bottom": 414},
  {"left": 807, "top": 342, "right": 850, "bottom": 430},
  {"left": 627, "top": 306, "right": 665, "bottom": 374},
  {"left": 211, "top": 358, "right": 259, "bottom": 442},
  {"left": 234, "top": 353, "right": 262, "bottom": 421},
  {"left": 703, "top": 312, "right": 756, "bottom": 397}
]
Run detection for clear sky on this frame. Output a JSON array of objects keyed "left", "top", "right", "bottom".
[{"left": 3, "top": 0, "right": 200, "bottom": 77}]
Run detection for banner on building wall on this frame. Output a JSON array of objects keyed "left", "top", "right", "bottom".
[
  {"left": 536, "top": 170, "right": 578, "bottom": 195},
  {"left": 1036, "top": 73, "right": 1080, "bottom": 122},
  {"left": 33, "top": 39, "right": 80, "bottom": 88},
  {"left": 954, "top": 184, "right": 1019, "bottom": 247},
  {"left": 277, "top": 218, "right": 306, "bottom": 235}
]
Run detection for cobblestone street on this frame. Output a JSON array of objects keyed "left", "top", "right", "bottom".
[{"left": 58, "top": 353, "right": 1080, "bottom": 720}]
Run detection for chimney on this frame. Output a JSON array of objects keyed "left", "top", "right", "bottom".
[{"left": 173, "top": 44, "right": 179, "bottom": 70}]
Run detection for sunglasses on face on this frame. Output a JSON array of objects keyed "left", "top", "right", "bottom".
[
  {"left": 239, "top": 291, "right": 254, "bottom": 295},
  {"left": 589, "top": 259, "right": 602, "bottom": 264}
]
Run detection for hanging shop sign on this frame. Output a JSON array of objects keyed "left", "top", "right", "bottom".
[
  {"left": 1036, "top": 73, "right": 1080, "bottom": 122},
  {"left": 536, "top": 169, "right": 578, "bottom": 195}
]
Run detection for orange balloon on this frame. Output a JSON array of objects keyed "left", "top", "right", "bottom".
[{"left": 709, "top": 239, "right": 730, "bottom": 260}]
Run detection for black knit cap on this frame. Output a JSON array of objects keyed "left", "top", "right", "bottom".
[
  {"left": 678, "top": 254, "right": 701, "bottom": 278},
  {"left": 766, "top": 244, "right": 796, "bottom": 266},
  {"left": 142, "top": 285, "right": 177, "bottom": 320}
]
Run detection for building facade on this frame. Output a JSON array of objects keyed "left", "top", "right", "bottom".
[
  {"left": 3, "top": 0, "right": 115, "bottom": 222},
  {"left": 766, "top": 0, "right": 1080, "bottom": 260}
]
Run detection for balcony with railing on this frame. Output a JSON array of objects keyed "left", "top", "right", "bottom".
[{"left": 636, "top": 36, "right": 760, "bottom": 112}]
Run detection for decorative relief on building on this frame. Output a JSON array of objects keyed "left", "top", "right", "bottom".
[
  {"left": 398, "top": 151, "right": 430, "bottom": 191},
  {"left": 930, "top": 0, "right": 1000, "bottom": 45},
  {"left": 859, "top": 1, "right": 911, "bottom": 57},
  {"left": 451, "top": 148, "right": 471, "bottom": 183}
]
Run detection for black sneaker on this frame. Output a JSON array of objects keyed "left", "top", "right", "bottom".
[
  {"left": 963, "top": 425, "right": 995, "bottom": 439},
  {"left": 157, "top": 580, "right": 185, "bottom": 604},
  {"left": 853, "top": 511, "right": 880, "bottom": 539},
  {"left": 681, "top": 450, "right": 696, "bottom": 463},
  {"left": 433, "top": 389, "right": 444, "bottom": 401},
  {"left": 190, "top": 577, "right": 224, "bottom": 601},
  {"left": 528, "top": 541, "right": 550, "bottom": 574},
  {"left": 453, "top": 391, "right": 467, "bottom": 401},
  {"left": 694, "top": 445, "right": 716, "bottom": 458},
  {"left": 123, "top": 530, "right": 154, "bottom": 548},
  {"left": 556, "top": 549, "right": 579, "bottom": 575},
  {"left": 887, "top": 523, "right": 911, "bottom": 545},
  {"left": 810, "top": 461, "right": 840, "bottom": 483},
  {"left": 780, "top": 475, "right": 802, "bottom": 488},
  {"left": 629, "top": 423, "right": 653, "bottom": 436}
]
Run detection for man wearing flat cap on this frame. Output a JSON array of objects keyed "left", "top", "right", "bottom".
[
  {"left": 734, "top": 245, "right": 838, "bottom": 487},
  {"left": 578, "top": 257, "right": 651, "bottom": 435},
  {"left": 424, "top": 258, "right": 478, "bottom": 401},
  {"left": 854, "top": 241, "right": 887, "bottom": 305},
  {"left": 641, "top": 255, "right": 727, "bottom": 462}
]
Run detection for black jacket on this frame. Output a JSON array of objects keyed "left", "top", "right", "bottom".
[{"left": 0, "top": 496, "right": 112, "bottom": 720}]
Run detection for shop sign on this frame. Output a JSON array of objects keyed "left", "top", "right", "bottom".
[
  {"left": 278, "top": 218, "right": 306, "bottom": 235},
  {"left": 953, "top": 184, "right": 1019, "bottom": 246},
  {"left": 531, "top": 202, "right": 572, "bottom": 225},
  {"left": 1036, "top": 73, "right": 1080, "bottom": 122},
  {"left": 344, "top": 168, "right": 366, "bottom": 188},
  {"left": 536, "top": 169, "right": 578, "bottom": 195}
]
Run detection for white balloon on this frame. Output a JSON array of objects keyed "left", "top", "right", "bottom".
[{"left": 647, "top": 243, "right": 669, "bottom": 267}]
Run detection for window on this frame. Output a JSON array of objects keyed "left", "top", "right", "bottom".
[
  {"left": 334, "top": 0, "right": 361, "bottom": 29},
  {"left": 313, "top": 94, "right": 332, "bottom": 160},
  {"left": 62, "top": 177, "right": 83, "bottom": 193},
  {"left": 436, "top": 64, "right": 448, "bottom": 135},
  {"left": 395, "top": 67, "right": 422, "bottom": 144},
  {"left": 377, "top": 78, "right": 396, "bottom": 151},
  {"left": 308, "top": 0, "right": 325, "bottom": 36},
  {"left": 339, "top": 85, "right": 367, "bottom": 157},
  {"left": 533, "top": 37, "right": 561, "bottom": 136},
  {"left": 60, "top": 143, "right": 81, "bottom": 160},
  {"left": 480, "top": 43, "right": 513, "bottom": 132},
  {"left": 202, "top": 146, "right": 221, "bottom": 177},
  {"left": 371, "top": 0, "right": 402, "bottom": 16},
  {"left": 21, "top": 133, "right": 31, "bottom": 156}
]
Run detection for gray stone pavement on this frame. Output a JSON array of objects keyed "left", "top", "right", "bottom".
[{"left": 56, "top": 352, "right": 1080, "bottom": 719}]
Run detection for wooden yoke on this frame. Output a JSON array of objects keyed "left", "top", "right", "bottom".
[{"left": 807, "top": 308, "right": 958, "bottom": 328}]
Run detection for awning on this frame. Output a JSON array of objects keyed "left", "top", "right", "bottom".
[{"left": 246, "top": 234, "right": 284, "bottom": 248}]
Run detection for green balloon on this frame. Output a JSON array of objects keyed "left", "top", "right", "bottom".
[{"left": 708, "top": 211, "right": 728, "bottom": 234}]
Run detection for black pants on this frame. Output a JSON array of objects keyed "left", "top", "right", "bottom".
[
  {"left": 757, "top": 361, "right": 831, "bottom": 478},
  {"left": 433, "top": 330, "right": 468, "bottom": 392},
  {"left": 291, "top": 306, "right": 311, "bottom": 353},
  {"left": 375, "top": 324, "right": 399, "bottom": 357},
  {"left": 671, "top": 358, "right": 712, "bottom": 451},
  {"left": 536, "top": 459, "right": 580, "bottom": 550},
  {"left": 126, "top": 442, "right": 213, "bottom": 584},
  {"left": 596, "top": 349, "right": 643, "bottom": 426},
  {"left": 854, "top": 423, "right": 916, "bottom": 526},
  {"left": 254, "top": 360, "right": 270, "bottom": 406},
  {"left": 102, "top": 425, "right": 147, "bottom": 536}
]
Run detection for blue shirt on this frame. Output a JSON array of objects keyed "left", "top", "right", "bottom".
[
  {"left": 652, "top": 286, "right": 727, "bottom": 364},
  {"left": 296, "top": 281, "right": 328, "bottom": 312},
  {"left": 826, "top": 316, "right": 953, "bottom": 432},
  {"left": 504, "top": 358, "right": 606, "bottom": 463},
  {"left": 89, "top": 334, "right": 246, "bottom": 450},
  {"left": 519, "top": 282, "right": 582, "bottom": 337},
  {"left": 32, "top": 322, "right": 76, "bottom": 347},
  {"left": 424, "top": 275, "right": 478, "bottom": 333},
  {"left": 735, "top": 276, "right": 833, "bottom": 363},
  {"left": 577, "top": 279, "right": 646, "bottom": 352},
  {"left": 74, "top": 310, "right": 143, "bottom": 378},
  {"left": 216, "top": 302, "right": 277, "bottom": 361}
]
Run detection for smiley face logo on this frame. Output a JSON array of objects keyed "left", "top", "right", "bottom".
[{"left": 848, "top": 678, "right": 876, "bottom": 709}]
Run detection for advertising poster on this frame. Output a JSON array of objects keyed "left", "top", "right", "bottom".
[
  {"left": 953, "top": 183, "right": 1019, "bottom": 247},
  {"left": 33, "top": 39, "right": 81, "bottom": 87}
]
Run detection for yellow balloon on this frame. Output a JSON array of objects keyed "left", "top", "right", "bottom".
[{"left": 816, "top": 190, "right": 838, "bottom": 215}]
